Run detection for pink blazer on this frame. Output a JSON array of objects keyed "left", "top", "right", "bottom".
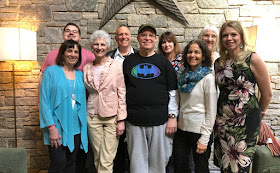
[{"left": 83, "top": 58, "right": 127, "bottom": 121}]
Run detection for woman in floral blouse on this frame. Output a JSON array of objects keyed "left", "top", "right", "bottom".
[
  {"left": 158, "top": 31, "right": 182, "bottom": 72},
  {"left": 214, "top": 21, "right": 272, "bottom": 173}
]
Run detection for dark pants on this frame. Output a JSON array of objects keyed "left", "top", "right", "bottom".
[
  {"left": 48, "top": 134, "right": 81, "bottom": 173},
  {"left": 174, "top": 129, "right": 213, "bottom": 173},
  {"left": 113, "top": 132, "right": 129, "bottom": 173}
]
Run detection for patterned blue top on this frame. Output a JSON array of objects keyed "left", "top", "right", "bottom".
[{"left": 171, "top": 54, "right": 183, "bottom": 72}]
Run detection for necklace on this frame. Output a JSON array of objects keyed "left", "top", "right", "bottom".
[{"left": 62, "top": 67, "right": 76, "bottom": 108}]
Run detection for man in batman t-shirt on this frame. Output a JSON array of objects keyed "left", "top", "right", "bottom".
[{"left": 123, "top": 24, "right": 178, "bottom": 173}]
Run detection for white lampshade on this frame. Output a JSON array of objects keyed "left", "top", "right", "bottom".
[{"left": 0, "top": 27, "right": 37, "bottom": 61}]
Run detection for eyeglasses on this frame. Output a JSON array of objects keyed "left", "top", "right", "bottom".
[
  {"left": 64, "top": 29, "right": 79, "bottom": 34},
  {"left": 140, "top": 33, "right": 156, "bottom": 38}
]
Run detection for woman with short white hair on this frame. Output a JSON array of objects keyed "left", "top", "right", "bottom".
[
  {"left": 84, "top": 30, "right": 127, "bottom": 173},
  {"left": 199, "top": 24, "right": 220, "bottom": 71}
]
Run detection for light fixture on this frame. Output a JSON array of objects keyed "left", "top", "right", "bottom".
[
  {"left": 0, "top": 27, "right": 37, "bottom": 61},
  {"left": 0, "top": 27, "right": 37, "bottom": 147}
]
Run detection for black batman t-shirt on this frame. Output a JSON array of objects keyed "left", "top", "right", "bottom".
[{"left": 123, "top": 52, "right": 177, "bottom": 126}]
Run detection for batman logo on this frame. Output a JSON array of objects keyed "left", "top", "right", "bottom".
[{"left": 131, "top": 63, "right": 161, "bottom": 79}]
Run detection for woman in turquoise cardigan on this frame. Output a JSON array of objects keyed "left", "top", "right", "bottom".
[{"left": 39, "top": 40, "right": 88, "bottom": 173}]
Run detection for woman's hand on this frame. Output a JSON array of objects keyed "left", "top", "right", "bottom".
[
  {"left": 166, "top": 118, "right": 177, "bottom": 135},
  {"left": 196, "top": 142, "right": 207, "bottom": 154},
  {"left": 48, "top": 126, "right": 61, "bottom": 148},
  {"left": 116, "top": 120, "right": 125, "bottom": 136}
]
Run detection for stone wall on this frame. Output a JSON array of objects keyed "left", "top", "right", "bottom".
[{"left": 1, "top": 0, "right": 280, "bottom": 171}]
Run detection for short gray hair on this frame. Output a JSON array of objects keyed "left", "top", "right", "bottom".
[
  {"left": 198, "top": 24, "right": 219, "bottom": 40},
  {"left": 89, "top": 30, "right": 111, "bottom": 49}
]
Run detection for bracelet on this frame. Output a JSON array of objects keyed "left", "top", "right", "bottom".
[
  {"left": 261, "top": 111, "right": 266, "bottom": 116},
  {"left": 48, "top": 124, "right": 56, "bottom": 128},
  {"left": 168, "top": 114, "right": 176, "bottom": 119}
]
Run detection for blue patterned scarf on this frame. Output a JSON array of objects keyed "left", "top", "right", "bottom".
[{"left": 178, "top": 66, "right": 211, "bottom": 93}]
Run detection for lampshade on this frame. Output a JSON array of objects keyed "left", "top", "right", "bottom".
[{"left": 0, "top": 27, "right": 37, "bottom": 61}]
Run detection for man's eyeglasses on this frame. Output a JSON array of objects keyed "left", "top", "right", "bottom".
[
  {"left": 64, "top": 29, "right": 79, "bottom": 34},
  {"left": 140, "top": 33, "right": 156, "bottom": 38}
]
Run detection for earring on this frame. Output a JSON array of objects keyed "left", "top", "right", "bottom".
[{"left": 240, "top": 43, "right": 243, "bottom": 49}]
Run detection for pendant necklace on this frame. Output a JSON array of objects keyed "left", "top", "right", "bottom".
[{"left": 63, "top": 67, "right": 76, "bottom": 108}]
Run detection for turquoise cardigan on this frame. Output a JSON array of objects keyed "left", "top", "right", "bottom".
[{"left": 39, "top": 65, "right": 88, "bottom": 152}]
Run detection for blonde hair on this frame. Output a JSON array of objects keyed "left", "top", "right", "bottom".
[{"left": 218, "top": 21, "right": 252, "bottom": 66}]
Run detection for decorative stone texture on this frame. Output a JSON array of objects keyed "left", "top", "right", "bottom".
[
  {"left": 97, "top": 3, "right": 105, "bottom": 19},
  {"left": 185, "top": 28, "right": 202, "bottom": 43},
  {"left": 0, "top": 110, "right": 14, "bottom": 118},
  {"left": 178, "top": 2, "right": 198, "bottom": 14},
  {"left": 149, "top": 15, "right": 168, "bottom": 28},
  {"left": 127, "top": 14, "right": 149, "bottom": 26},
  {"left": 239, "top": 5, "right": 280, "bottom": 17},
  {"left": 0, "top": 84, "right": 13, "bottom": 91},
  {"left": 271, "top": 90, "right": 280, "bottom": 104},
  {"left": 46, "top": 0, "right": 65, "bottom": 4},
  {"left": 271, "top": 76, "right": 280, "bottom": 84},
  {"left": 31, "top": 0, "right": 46, "bottom": 3},
  {"left": 51, "top": 4, "right": 67, "bottom": 12},
  {"left": 30, "top": 156, "right": 49, "bottom": 169},
  {"left": 66, "top": 0, "right": 97, "bottom": 12},
  {"left": 185, "top": 14, "right": 225, "bottom": 28},
  {"left": 119, "top": 3, "right": 136, "bottom": 14},
  {"left": 115, "top": 14, "right": 127, "bottom": 20},
  {"left": 0, "top": 13, "right": 17, "bottom": 20},
  {"left": 0, "top": 129, "right": 15, "bottom": 138},
  {"left": 136, "top": 7, "right": 155, "bottom": 15},
  {"left": 82, "top": 12, "right": 98, "bottom": 19},
  {"left": 15, "top": 83, "right": 38, "bottom": 89},
  {"left": 0, "top": 95, "right": 5, "bottom": 107},
  {"left": 44, "top": 27, "right": 62, "bottom": 44},
  {"left": 176, "top": 36, "right": 186, "bottom": 44},
  {"left": 0, "top": 72, "right": 12, "bottom": 77},
  {"left": 19, "top": 4, "right": 52, "bottom": 21},
  {"left": 228, "top": 0, "right": 255, "bottom": 6},
  {"left": 17, "top": 139, "right": 35, "bottom": 149},
  {"left": 0, "top": 7, "right": 18, "bottom": 12},
  {"left": 199, "top": 9, "right": 224, "bottom": 14},
  {"left": 102, "top": 20, "right": 126, "bottom": 34},
  {"left": 14, "top": 61, "right": 33, "bottom": 72},
  {"left": 53, "top": 12, "right": 82, "bottom": 21},
  {"left": 22, "top": 126, "right": 41, "bottom": 140},
  {"left": 197, "top": 0, "right": 228, "bottom": 9},
  {"left": 0, "top": 77, "right": 12, "bottom": 84},
  {"left": 0, "top": 61, "right": 12, "bottom": 71},
  {"left": 168, "top": 28, "right": 185, "bottom": 35},
  {"left": 167, "top": 16, "right": 185, "bottom": 28},
  {"left": 79, "top": 26, "right": 87, "bottom": 39},
  {"left": 15, "top": 76, "right": 38, "bottom": 83},
  {"left": 266, "top": 63, "right": 279, "bottom": 76},
  {"left": 276, "top": 84, "right": 280, "bottom": 90},
  {"left": 225, "top": 8, "right": 239, "bottom": 21}
]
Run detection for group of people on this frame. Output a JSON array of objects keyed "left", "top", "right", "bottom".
[{"left": 39, "top": 20, "right": 272, "bottom": 173}]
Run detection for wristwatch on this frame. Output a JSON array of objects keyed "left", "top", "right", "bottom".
[{"left": 168, "top": 114, "right": 176, "bottom": 119}]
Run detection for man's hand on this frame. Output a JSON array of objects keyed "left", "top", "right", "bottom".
[
  {"left": 116, "top": 120, "right": 125, "bottom": 136},
  {"left": 196, "top": 142, "right": 207, "bottom": 154},
  {"left": 165, "top": 118, "right": 177, "bottom": 135},
  {"left": 49, "top": 126, "right": 61, "bottom": 148}
]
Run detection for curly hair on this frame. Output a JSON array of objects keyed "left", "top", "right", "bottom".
[
  {"left": 182, "top": 39, "right": 212, "bottom": 71},
  {"left": 89, "top": 30, "right": 111, "bottom": 49}
]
